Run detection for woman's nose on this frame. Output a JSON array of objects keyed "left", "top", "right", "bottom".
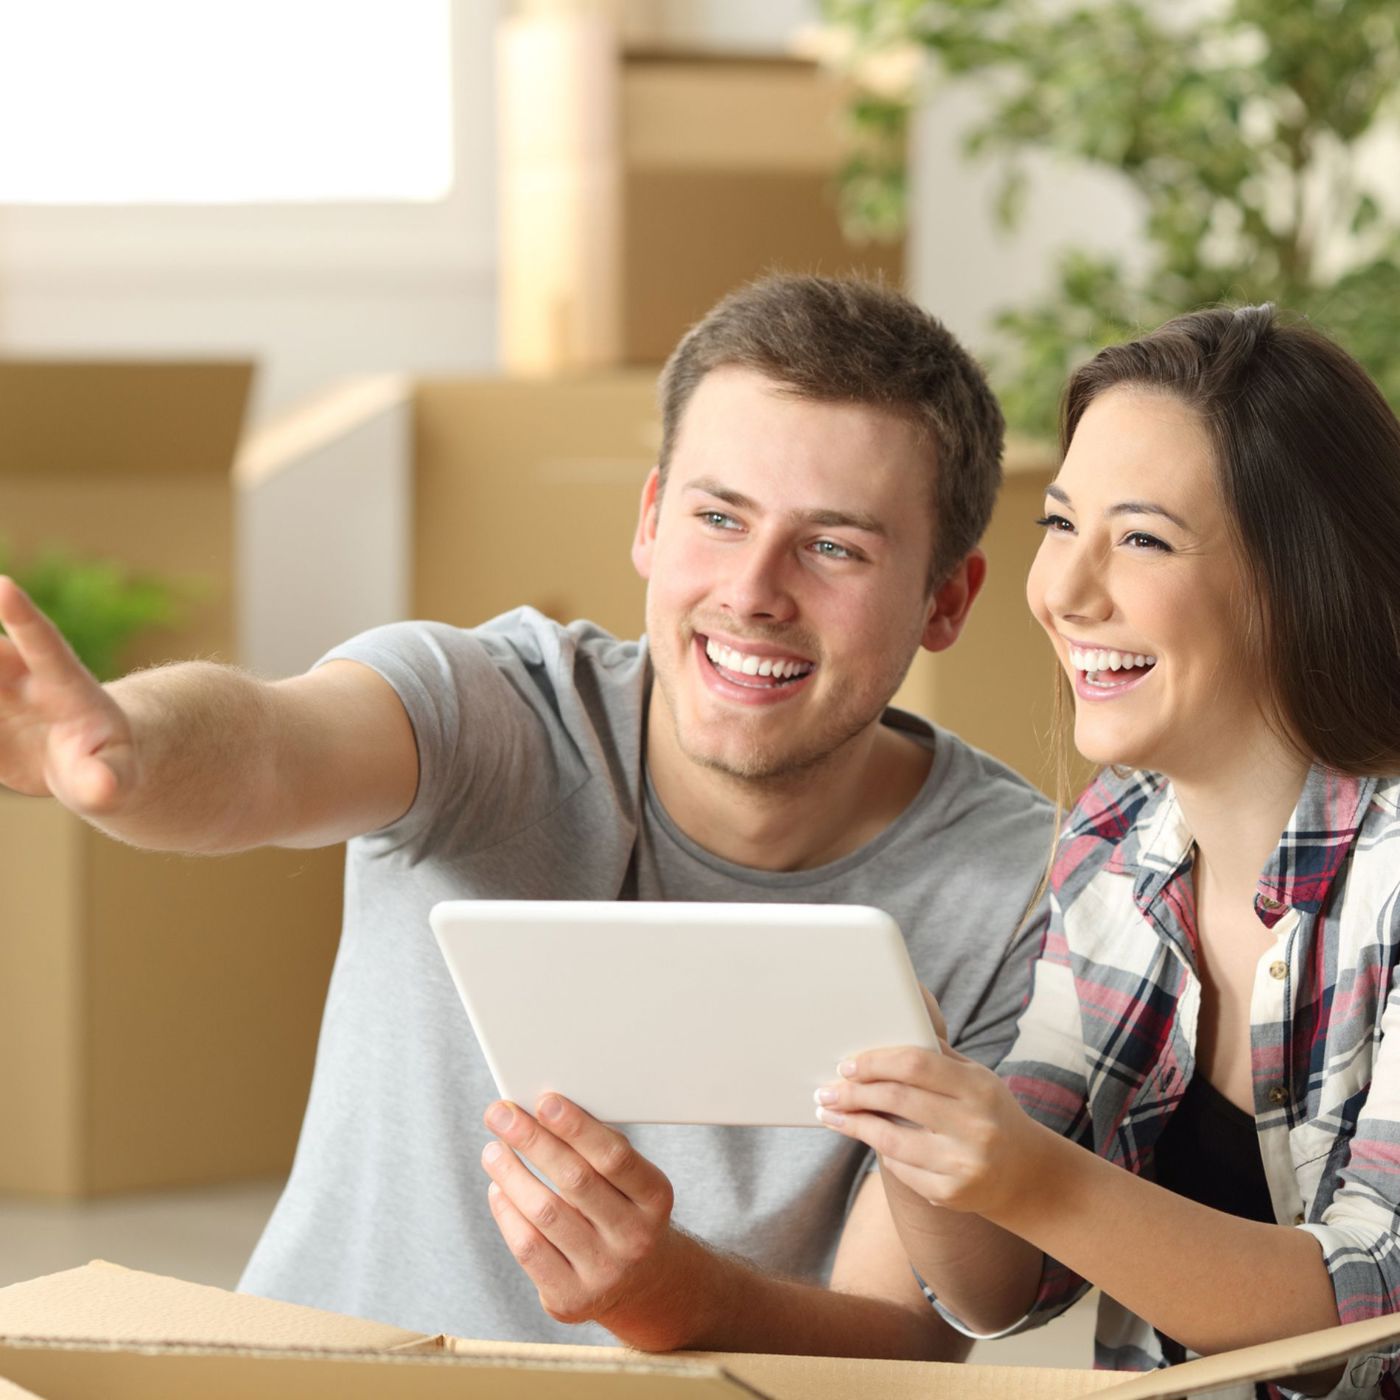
[{"left": 1039, "top": 539, "right": 1113, "bottom": 624}]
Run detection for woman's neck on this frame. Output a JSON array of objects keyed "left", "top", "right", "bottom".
[{"left": 1172, "top": 735, "right": 1311, "bottom": 907}]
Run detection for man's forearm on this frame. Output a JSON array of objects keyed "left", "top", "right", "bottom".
[
  {"left": 603, "top": 1230, "right": 968, "bottom": 1361},
  {"left": 99, "top": 662, "right": 285, "bottom": 853}
]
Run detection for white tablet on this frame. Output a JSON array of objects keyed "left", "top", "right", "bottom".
[{"left": 429, "top": 899, "right": 937, "bottom": 1127}]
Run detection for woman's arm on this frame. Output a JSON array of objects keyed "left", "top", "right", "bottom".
[{"left": 819, "top": 1045, "right": 1340, "bottom": 1354}]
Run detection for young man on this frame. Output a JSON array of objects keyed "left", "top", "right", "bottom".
[{"left": 0, "top": 276, "right": 1051, "bottom": 1360}]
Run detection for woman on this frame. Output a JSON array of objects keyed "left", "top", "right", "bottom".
[{"left": 814, "top": 305, "right": 1400, "bottom": 1395}]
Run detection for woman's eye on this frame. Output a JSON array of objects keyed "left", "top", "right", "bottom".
[
  {"left": 1124, "top": 531, "right": 1171, "bottom": 552},
  {"left": 1033, "top": 514, "right": 1074, "bottom": 533}
]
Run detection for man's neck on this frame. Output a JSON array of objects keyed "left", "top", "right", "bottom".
[{"left": 645, "top": 703, "right": 934, "bottom": 873}]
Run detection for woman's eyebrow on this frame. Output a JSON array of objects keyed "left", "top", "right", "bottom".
[{"left": 1045, "top": 482, "right": 1190, "bottom": 531}]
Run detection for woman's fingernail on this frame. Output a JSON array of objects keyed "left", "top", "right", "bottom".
[
  {"left": 838, "top": 1060, "right": 857, "bottom": 1079},
  {"left": 482, "top": 1142, "right": 504, "bottom": 1165},
  {"left": 814, "top": 1086, "right": 838, "bottom": 1105},
  {"left": 815, "top": 1106, "right": 846, "bottom": 1126}
]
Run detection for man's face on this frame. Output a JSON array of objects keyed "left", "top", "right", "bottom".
[{"left": 633, "top": 366, "right": 957, "bottom": 785}]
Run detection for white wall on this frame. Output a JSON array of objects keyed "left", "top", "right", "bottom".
[
  {"left": 0, "top": 0, "right": 1145, "bottom": 420},
  {"left": 0, "top": 2, "right": 503, "bottom": 426}
]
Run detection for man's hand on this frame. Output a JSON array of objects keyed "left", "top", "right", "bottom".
[
  {"left": 481, "top": 1094, "right": 705, "bottom": 1351},
  {"left": 0, "top": 576, "right": 138, "bottom": 810}
]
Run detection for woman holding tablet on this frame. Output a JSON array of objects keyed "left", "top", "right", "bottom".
[{"left": 814, "top": 305, "right": 1400, "bottom": 1389}]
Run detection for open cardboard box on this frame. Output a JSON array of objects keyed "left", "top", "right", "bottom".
[{"left": 2, "top": 1263, "right": 1399, "bottom": 1400}]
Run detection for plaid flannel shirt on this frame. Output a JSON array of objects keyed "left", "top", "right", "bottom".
[{"left": 932, "top": 765, "right": 1400, "bottom": 1399}]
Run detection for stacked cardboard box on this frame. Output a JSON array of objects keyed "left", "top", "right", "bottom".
[{"left": 0, "top": 361, "right": 343, "bottom": 1197}]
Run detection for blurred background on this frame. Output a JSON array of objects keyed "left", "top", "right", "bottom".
[{"left": 2, "top": 0, "right": 1397, "bottom": 1367}]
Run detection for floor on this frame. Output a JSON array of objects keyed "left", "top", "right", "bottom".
[{"left": 0, "top": 1180, "right": 1098, "bottom": 1369}]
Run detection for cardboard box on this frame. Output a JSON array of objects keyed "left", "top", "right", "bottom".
[
  {"left": 619, "top": 51, "right": 904, "bottom": 366},
  {"left": 0, "top": 359, "right": 344, "bottom": 1197},
  {"left": 0, "top": 795, "right": 343, "bottom": 1196},
  {"left": 3, "top": 1262, "right": 1399, "bottom": 1400}
]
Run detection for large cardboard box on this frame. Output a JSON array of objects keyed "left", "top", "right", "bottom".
[
  {"left": 0, "top": 361, "right": 344, "bottom": 1197},
  {"left": 3, "top": 1262, "right": 1399, "bottom": 1400},
  {"left": 619, "top": 51, "right": 903, "bottom": 366}
]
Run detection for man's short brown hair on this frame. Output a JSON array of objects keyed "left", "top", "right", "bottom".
[{"left": 657, "top": 275, "right": 1005, "bottom": 584}]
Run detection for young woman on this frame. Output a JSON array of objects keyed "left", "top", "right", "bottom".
[{"left": 815, "top": 305, "right": 1400, "bottom": 1394}]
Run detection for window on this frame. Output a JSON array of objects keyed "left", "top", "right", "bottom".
[{"left": 0, "top": 0, "right": 453, "bottom": 203}]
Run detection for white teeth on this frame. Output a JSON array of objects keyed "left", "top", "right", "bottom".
[
  {"left": 1068, "top": 645, "right": 1158, "bottom": 674},
  {"left": 703, "top": 638, "right": 811, "bottom": 682}
]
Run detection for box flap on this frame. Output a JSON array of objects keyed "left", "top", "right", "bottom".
[
  {"left": 0, "top": 1377, "right": 47, "bottom": 1400},
  {"left": 0, "top": 359, "right": 253, "bottom": 477},
  {"left": 1087, "top": 1310, "right": 1400, "bottom": 1399},
  {"left": 0, "top": 1339, "right": 761, "bottom": 1400},
  {"left": 696, "top": 1350, "right": 1118, "bottom": 1400},
  {"left": 0, "top": 1262, "right": 424, "bottom": 1351}
]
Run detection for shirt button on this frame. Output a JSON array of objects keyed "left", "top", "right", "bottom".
[
  {"left": 1269, "top": 960, "right": 1288, "bottom": 980},
  {"left": 1268, "top": 1086, "right": 1290, "bottom": 1106}
]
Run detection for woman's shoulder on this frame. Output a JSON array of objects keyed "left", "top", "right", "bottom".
[{"left": 1051, "top": 768, "right": 1168, "bottom": 896}]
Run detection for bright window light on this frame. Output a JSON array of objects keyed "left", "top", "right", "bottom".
[{"left": 0, "top": 0, "right": 453, "bottom": 203}]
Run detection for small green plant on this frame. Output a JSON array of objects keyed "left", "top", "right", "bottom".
[
  {"left": 818, "top": 0, "right": 1400, "bottom": 438},
  {"left": 0, "top": 542, "right": 183, "bottom": 682}
]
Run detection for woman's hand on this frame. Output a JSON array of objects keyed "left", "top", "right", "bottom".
[{"left": 815, "top": 1040, "right": 1046, "bottom": 1222}]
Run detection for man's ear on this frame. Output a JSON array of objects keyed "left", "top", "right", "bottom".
[
  {"left": 921, "top": 549, "right": 987, "bottom": 653},
  {"left": 631, "top": 465, "right": 662, "bottom": 581}
]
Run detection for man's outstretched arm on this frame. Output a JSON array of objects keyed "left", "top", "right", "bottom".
[
  {"left": 0, "top": 576, "right": 418, "bottom": 853},
  {"left": 480, "top": 1093, "right": 968, "bottom": 1360}
]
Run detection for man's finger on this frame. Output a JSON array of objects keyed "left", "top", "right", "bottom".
[
  {"left": 531, "top": 1096, "right": 674, "bottom": 1217},
  {"left": 480, "top": 1137, "right": 603, "bottom": 1264},
  {"left": 0, "top": 577, "right": 88, "bottom": 685},
  {"left": 486, "top": 1182, "right": 574, "bottom": 1292},
  {"left": 484, "top": 1099, "right": 640, "bottom": 1238}
]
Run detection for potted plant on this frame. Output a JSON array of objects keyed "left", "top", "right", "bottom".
[
  {"left": 0, "top": 542, "right": 183, "bottom": 681},
  {"left": 816, "top": 0, "right": 1400, "bottom": 436}
]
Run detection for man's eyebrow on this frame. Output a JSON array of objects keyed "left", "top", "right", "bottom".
[
  {"left": 1045, "top": 482, "right": 1191, "bottom": 532},
  {"left": 683, "top": 477, "right": 888, "bottom": 536}
]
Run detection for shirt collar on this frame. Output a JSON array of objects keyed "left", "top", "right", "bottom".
[
  {"left": 1119, "top": 766, "right": 1374, "bottom": 929},
  {"left": 1255, "top": 767, "right": 1375, "bottom": 925}
]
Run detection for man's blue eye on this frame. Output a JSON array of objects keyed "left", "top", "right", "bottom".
[{"left": 812, "top": 540, "right": 853, "bottom": 559}]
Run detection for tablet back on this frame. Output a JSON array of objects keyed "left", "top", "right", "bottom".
[{"left": 430, "top": 900, "right": 937, "bottom": 1127}]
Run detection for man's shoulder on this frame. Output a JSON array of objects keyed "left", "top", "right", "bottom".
[
  {"left": 886, "top": 708, "right": 1053, "bottom": 826},
  {"left": 327, "top": 608, "right": 644, "bottom": 679}
]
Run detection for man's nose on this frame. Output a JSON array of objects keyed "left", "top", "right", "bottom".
[{"left": 723, "top": 538, "right": 798, "bottom": 621}]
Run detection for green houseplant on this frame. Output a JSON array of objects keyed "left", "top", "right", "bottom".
[
  {"left": 818, "top": 0, "right": 1400, "bottom": 436},
  {"left": 0, "top": 543, "right": 182, "bottom": 682}
]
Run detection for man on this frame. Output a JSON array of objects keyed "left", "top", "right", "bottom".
[{"left": 0, "top": 276, "right": 1050, "bottom": 1359}]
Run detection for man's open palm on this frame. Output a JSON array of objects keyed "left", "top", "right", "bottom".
[{"left": 0, "top": 576, "right": 137, "bottom": 812}]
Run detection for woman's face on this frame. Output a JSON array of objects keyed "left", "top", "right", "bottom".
[{"left": 1026, "top": 387, "right": 1273, "bottom": 784}]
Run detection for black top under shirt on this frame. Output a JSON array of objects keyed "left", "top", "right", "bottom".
[{"left": 1151, "top": 1074, "right": 1275, "bottom": 1366}]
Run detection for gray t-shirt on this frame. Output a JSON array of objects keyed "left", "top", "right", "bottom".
[{"left": 239, "top": 608, "right": 1053, "bottom": 1343}]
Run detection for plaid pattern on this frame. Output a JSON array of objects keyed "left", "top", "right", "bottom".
[{"left": 938, "top": 765, "right": 1400, "bottom": 1400}]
